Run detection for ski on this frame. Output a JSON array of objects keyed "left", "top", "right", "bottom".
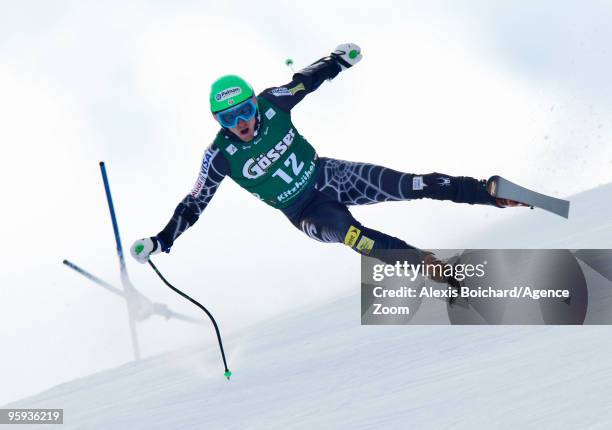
[{"left": 487, "top": 175, "right": 570, "bottom": 219}]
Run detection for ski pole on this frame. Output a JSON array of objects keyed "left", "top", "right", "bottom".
[{"left": 147, "top": 258, "right": 232, "bottom": 380}]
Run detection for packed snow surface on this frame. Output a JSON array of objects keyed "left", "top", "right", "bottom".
[{"left": 7, "top": 184, "right": 612, "bottom": 429}]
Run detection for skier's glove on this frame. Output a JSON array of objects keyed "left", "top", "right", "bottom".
[
  {"left": 331, "top": 43, "right": 362, "bottom": 70},
  {"left": 130, "top": 237, "right": 162, "bottom": 264}
]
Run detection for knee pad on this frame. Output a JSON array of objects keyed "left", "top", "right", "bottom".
[{"left": 343, "top": 224, "right": 375, "bottom": 255}]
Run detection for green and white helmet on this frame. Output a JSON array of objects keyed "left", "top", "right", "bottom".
[{"left": 209, "top": 75, "right": 254, "bottom": 113}]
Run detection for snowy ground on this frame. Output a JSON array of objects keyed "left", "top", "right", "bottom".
[{"left": 6, "top": 184, "right": 612, "bottom": 429}]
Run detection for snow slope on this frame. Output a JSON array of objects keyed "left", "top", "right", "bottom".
[{"left": 6, "top": 183, "right": 612, "bottom": 429}]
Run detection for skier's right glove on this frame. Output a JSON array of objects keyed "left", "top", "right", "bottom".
[{"left": 130, "top": 237, "right": 162, "bottom": 264}]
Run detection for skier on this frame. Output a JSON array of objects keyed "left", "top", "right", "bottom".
[{"left": 130, "top": 43, "right": 524, "bottom": 282}]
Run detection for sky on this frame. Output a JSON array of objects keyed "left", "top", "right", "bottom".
[{"left": 1, "top": 0, "right": 612, "bottom": 405}]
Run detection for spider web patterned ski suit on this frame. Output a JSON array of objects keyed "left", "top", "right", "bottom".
[{"left": 156, "top": 52, "right": 500, "bottom": 265}]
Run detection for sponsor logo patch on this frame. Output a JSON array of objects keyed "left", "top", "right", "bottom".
[
  {"left": 344, "top": 225, "right": 361, "bottom": 247},
  {"left": 242, "top": 128, "right": 295, "bottom": 179},
  {"left": 270, "top": 87, "right": 292, "bottom": 97},
  {"left": 412, "top": 176, "right": 426, "bottom": 190},
  {"left": 289, "top": 83, "right": 306, "bottom": 95},
  {"left": 265, "top": 108, "right": 276, "bottom": 119},
  {"left": 215, "top": 87, "right": 242, "bottom": 102},
  {"left": 191, "top": 148, "right": 217, "bottom": 196},
  {"left": 226, "top": 144, "right": 237, "bottom": 155},
  {"left": 356, "top": 236, "right": 375, "bottom": 254}
]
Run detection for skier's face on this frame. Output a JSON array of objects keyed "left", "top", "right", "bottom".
[
  {"left": 229, "top": 115, "right": 256, "bottom": 142},
  {"left": 213, "top": 96, "right": 258, "bottom": 142}
]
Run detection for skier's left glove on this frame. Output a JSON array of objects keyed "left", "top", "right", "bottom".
[
  {"left": 331, "top": 43, "right": 362, "bottom": 70},
  {"left": 130, "top": 237, "right": 163, "bottom": 264}
]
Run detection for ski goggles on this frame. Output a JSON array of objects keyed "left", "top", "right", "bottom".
[{"left": 215, "top": 98, "right": 257, "bottom": 128}]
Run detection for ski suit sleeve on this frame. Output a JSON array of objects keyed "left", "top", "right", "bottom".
[
  {"left": 156, "top": 143, "right": 230, "bottom": 251},
  {"left": 258, "top": 55, "right": 343, "bottom": 112}
]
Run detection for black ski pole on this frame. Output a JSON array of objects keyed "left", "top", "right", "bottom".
[{"left": 147, "top": 258, "right": 232, "bottom": 380}]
